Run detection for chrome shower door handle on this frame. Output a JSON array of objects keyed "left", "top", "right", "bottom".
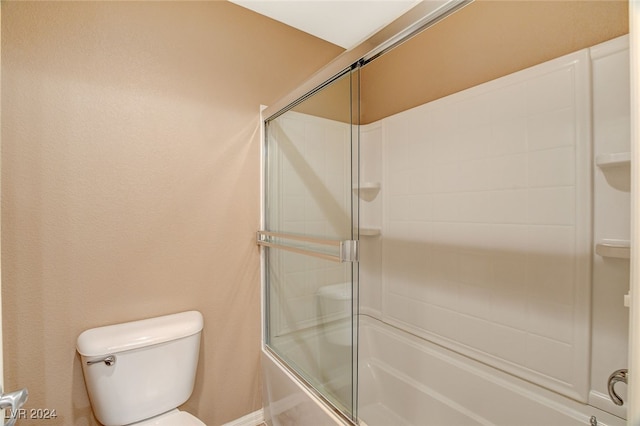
[
  {"left": 607, "top": 368, "right": 628, "bottom": 406},
  {"left": 0, "top": 387, "right": 28, "bottom": 426}
]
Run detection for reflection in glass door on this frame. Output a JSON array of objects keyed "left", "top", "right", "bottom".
[{"left": 259, "top": 66, "right": 359, "bottom": 421}]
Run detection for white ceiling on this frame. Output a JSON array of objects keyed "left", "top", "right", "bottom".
[{"left": 229, "top": 0, "right": 422, "bottom": 49}]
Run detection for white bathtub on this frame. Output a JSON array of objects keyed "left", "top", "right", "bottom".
[
  {"left": 263, "top": 315, "right": 626, "bottom": 426},
  {"left": 357, "top": 315, "right": 624, "bottom": 426}
]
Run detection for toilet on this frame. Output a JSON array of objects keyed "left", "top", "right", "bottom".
[
  {"left": 317, "top": 282, "right": 352, "bottom": 346},
  {"left": 76, "top": 311, "right": 206, "bottom": 426}
]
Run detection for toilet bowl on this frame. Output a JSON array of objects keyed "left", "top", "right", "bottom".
[{"left": 76, "top": 311, "right": 206, "bottom": 426}]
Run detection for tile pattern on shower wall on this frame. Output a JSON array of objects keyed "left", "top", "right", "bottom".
[
  {"left": 268, "top": 112, "right": 352, "bottom": 335},
  {"left": 381, "top": 50, "right": 591, "bottom": 401}
]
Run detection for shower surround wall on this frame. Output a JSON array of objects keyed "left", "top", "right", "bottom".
[
  {"left": 357, "top": 35, "right": 630, "bottom": 424},
  {"left": 376, "top": 48, "right": 592, "bottom": 400}
]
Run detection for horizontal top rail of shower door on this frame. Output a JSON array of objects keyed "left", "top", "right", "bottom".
[{"left": 256, "top": 231, "right": 358, "bottom": 263}]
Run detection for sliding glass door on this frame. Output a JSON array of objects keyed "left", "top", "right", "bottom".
[{"left": 260, "top": 67, "right": 359, "bottom": 421}]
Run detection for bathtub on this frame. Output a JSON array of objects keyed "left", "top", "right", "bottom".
[
  {"left": 263, "top": 315, "right": 625, "bottom": 426},
  {"left": 358, "top": 315, "right": 625, "bottom": 426}
]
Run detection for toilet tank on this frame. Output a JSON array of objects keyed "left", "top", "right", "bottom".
[
  {"left": 77, "top": 311, "right": 203, "bottom": 426},
  {"left": 317, "top": 283, "right": 352, "bottom": 346}
]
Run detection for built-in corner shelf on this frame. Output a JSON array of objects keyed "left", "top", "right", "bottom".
[
  {"left": 353, "top": 182, "right": 381, "bottom": 202},
  {"left": 595, "top": 239, "right": 630, "bottom": 259},
  {"left": 359, "top": 227, "right": 381, "bottom": 237},
  {"left": 595, "top": 152, "right": 631, "bottom": 169}
]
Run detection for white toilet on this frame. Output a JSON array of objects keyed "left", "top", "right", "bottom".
[
  {"left": 76, "top": 311, "right": 206, "bottom": 426},
  {"left": 317, "top": 282, "right": 352, "bottom": 346}
]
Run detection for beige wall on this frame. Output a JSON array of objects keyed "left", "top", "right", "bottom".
[
  {"left": 1, "top": 2, "right": 342, "bottom": 425},
  {"left": 361, "top": 0, "right": 629, "bottom": 124}
]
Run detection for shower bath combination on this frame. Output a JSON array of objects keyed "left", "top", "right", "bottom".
[{"left": 258, "top": 1, "right": 633, "bottom": 425}]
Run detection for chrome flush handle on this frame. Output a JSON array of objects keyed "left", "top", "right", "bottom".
[
  {"left": 86, "top": 355, "right": 116, "bottom": 366},
  {"left": 607, "top": 368, "right": 628, "bottom": 406}
]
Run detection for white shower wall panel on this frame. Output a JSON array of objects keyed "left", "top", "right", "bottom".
[{"left": 379, "top": 50, "right": 592, "bottom": 401}]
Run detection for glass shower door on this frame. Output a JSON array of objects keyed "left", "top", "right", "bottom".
[{"left": 259, "top": 67, "right": 359, "bottom": 421}]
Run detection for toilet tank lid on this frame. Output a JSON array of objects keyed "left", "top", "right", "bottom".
[
  {"left": 317, "top": 282, "right": 351, "bottom": 300},
  {"left": 76, "top": 311, "right": 203, "bottom": 357}
]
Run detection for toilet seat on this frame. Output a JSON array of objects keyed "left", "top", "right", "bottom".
[{"left": 132, "top": 409, "right": 206, "bottom": 426}]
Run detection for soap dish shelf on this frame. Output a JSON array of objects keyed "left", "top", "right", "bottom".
[
  {"left": 353, "top": 182, "right": 381, "bottom": 202},
  {"left": 595, "top": 152, "right": 631, "bottom": 169},
  {"left": 595, "top": 239, "right": 630, "bottom": 259},
  {"left": 359, "top": 227, "right": 381, "bottom": 237}
]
